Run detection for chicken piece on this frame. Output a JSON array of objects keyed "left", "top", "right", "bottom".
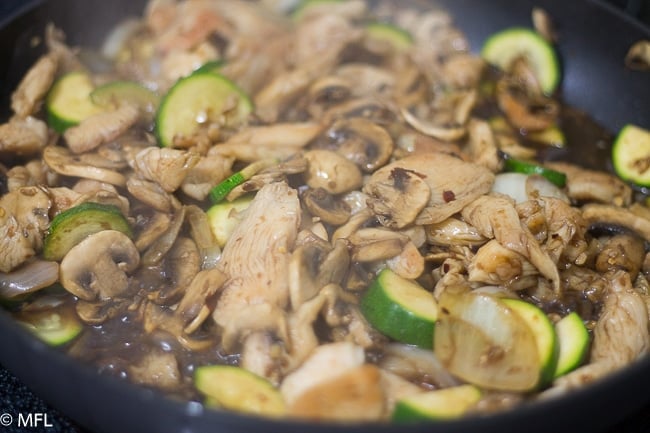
[
  {"left": 11, "top": 53, "right": 58, "bottom": 118},
  {"left": 536, "top": 197, "right": 588, "bottom": 265},
  {"left": 596, "top": 234, "right": 646, "bottom": 280},
  {"left": 546, "top": 161, "right": 632, "bottom": 206},
  {"left": 364, "top": 152, "right": 494, "bottom": 227},
  {"left": 64, "top": 104, "right": 140, "bottom": 154},
  {"left": 0, "top": 116, "right": 49, "bottom": 156},
  {"left": 0, "top": 186, "right": 51, "bottom": 272},
  {"left": 591, "top": 271, "right": 650, "bottom": 367},
  {"left": 465, "top": 118, "right": 500, "bottom": 172},
  {"left": 181, "top": 154, "right": 234, "bottom": 201},
  {"left": 127, "top": 350, "right": 181, "bottom": 390},
  {"left": 127, "top": 177, "right": 175, "bottom": 213},
  {"left": 133, "top": 147, "right": 200, "bottom": 192},
  {"left": 468, "top": 239, "right": 538, "bottom": 287},
  {"left": 6, "top": 160, "right": 56, "bottom": 192},
  {"left": 213, "top": 182, "right": 301, "bottom": 351},
  {"left": 210, "top": 123, "right": 322, "bottom": 163},
  {"left": 461, "top": 194, "right": 560, "bottom": 290}
]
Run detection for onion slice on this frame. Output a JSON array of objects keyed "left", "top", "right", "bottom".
[{"left": 0, "top": 260, "right": 59, "bottom": 299}]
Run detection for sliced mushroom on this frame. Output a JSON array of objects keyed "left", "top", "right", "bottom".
[
  {"left": 60, "top": 230, "right": 140, "bottom": 301},
  {"left": 625, "top": 40, "right": 650, "bottom": 71},
  {"left": 348, "top": 228, "right": 410, "bottom": 262},
  {"left": 149, "top": 237, "right": 201, "bottom": 305},
  {"left": 43, "top": 146, "right": 127, "bottom": 186},
  {"left": 289, "top": 235, "right": 350, "bottom": 309},
  {"left": 596, "top": 234, "right": 646, "bottom": 280},
  {"left": 75, "top": 297, "right": 130, "bottom": 325},
  {"left": 363, "top": 166, "right": 431, "bottom": 229},
  {"left": 320, "top": 117, "right": 394, "bottom": 172},
  {"left": 127, "top": 177, "right": 175, "bottom": 213},
  {"left": 141, "top": 204, "right": 186, "bottom": 266},
  {"left": 583, "top": 204, "right": 650, "bottom": 242},
  {"left": 401, "top": 108, "right": 467, "bottom": 142},
  {"left": 303, "top": 149, "right": 363, "bottom": 194},
  {"left": 323, "top": 97, "right": 397, "bottom": 126},
  {"left": 302, "top": 188, "right": 351, "bottom": 226}
]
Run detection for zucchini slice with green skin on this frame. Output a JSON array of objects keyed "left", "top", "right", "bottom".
[
  {"left": 365, "top": 22, "right": 413, "bottom": 51},
  {"left": 553, "top": 312, "right": 590, "bottom": 378},
  {"left": 206, "top": 194, "right": 254, "bottom": 247},
  {"left": 503, "top": 157, "right": 567, "bottom": 187},
  {"left": 155, "top": 72, "right": 253, "bottom": 147},
  {"left": 527, "top": 125, "right": 566, "bottom": 148},
  {"left": 612, "top": 124, "right": 650, "bottom": 187},
  {"left": 194, "top": 365, "right": 286, "bottom": 417},
  {"left": 46, "top": 72, "right": 104, "bottom": 133},
  {"left": 209, "top": 159, "right": 277, "bottom": 204},
  {"left": 360, "top": 268, "right": 438, "bottom": 349},
  {"left": 90, "top": 80, "right": 160, "bottom": 113},
  {"left": 43, "top": 202, "right": 132, "bottom": 261},
  {"left": 482, "top": 27, "right": 560, "bottom": 95},
  {"left": 291, "top": 0, "right": 345, "bottom": 20},
  {"left": 193, "top": 60, "right": 226, "bottom": 74},
  {"left": 392, "top": 385, "right": 482, "bottom": 422},
  {"left": 17, "top": 305, "right": 83, "bottom": 346},
  {"left": 501, "top": 298, "right": 558, "bottom": 387}
]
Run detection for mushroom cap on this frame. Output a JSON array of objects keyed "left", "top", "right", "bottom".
[{"left": 60, "top": 229, "right": 140, "bottom": 301}]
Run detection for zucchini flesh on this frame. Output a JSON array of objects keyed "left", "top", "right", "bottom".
[
  {"left": 365, "top": 22, "right": 413, "bottom": 51},
  {"left": 553, "top": 312, "right": 589, "bottom": 378},
  {"left": 360, "top": 269, "right": 438, "bottom": 349},
  {"left": 612, "top": 124, "right": 650, "bottom": 187},
  {"left": 46, "top": 72, "right": 104, "bottom": 133},
  {"left": 392, "top": 385, "right": 482, "bottom": 422},
  {"left": 194, "top": 365, "right": 286, "bottom": 417},
  {"left": 206, "top": 194, "right": 254, "bottom": 247},
  {"left": 90, "top": 80, "right": 160, "bottom": 112},
  {"left": 209, "top": 159, "right": 277, "bottom": 204},
  {"left": 155, "top": 72, "right": 253, "bottom": 147},
  {"left": 482, "top": 27, "right": 560, "bottom": 94},
  {"left": 43, "top": 202, "right": 132, "bottom": 261},
  {"left": 16, "top": 304, "right": 82, "bottom": 346}
]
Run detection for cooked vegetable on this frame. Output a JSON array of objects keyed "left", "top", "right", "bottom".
[
  {"left": 482, "top": 27, "right": 560, "bottom": 94},
  {"left": 46, "top": 72, "right": 103, "bottom": 133},
  {"left": 392, "top": 385, "right": 482, "bottom": 422},
  {"left": 193, "top": 60, "right": 226, "bottom": 74},
  {"left": 360, "top": 269, "right": 438, "bottom": 349},
  {"left": 16, "top": 305, "right": 83, "bottom": 346},
  {"left": 365, "top": 22, "right": 413, "bottom": 51},
  {"left": 155, "top": 72, "right": 253, "bottom": 147},
  {"left": 502, "top": 298, "right": 558, "bottom": 386},
  {"left": 612, "top": 124, "right": 650, "bottom": 187},
  {"left": 503, "top": 157, "right": 567, "bottom": 187},
  {"left": 553, "top": 312, "right": 590, "bottom": 378},
  {"left": 206, "top": 194, "right": 254, "bottom": 247},
  {"left": 43, "top": 202, "right": 132, "bottom": 261},
  {"left": 527, "top": 125, "right": 566, "bottom": 148},
  {"left": 90, "top": 80, "right": 160, "bottom": 112},
  {"left": 194, "top": 365, "right": 286, "bottom": 417},
  {"left": 434, "top": 291, "right": 541, "bottom": 392},
  {"left": 209, "top": 159, "right": 277, "bottom": 204},
  {"left": 291, "top": 0, "right": 345, "bottom": 20}
]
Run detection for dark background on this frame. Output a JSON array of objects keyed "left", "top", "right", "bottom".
[{"left": 1, "top": 0, "right": 649, "bottom": 432}]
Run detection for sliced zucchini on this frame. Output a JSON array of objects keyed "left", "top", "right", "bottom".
[
  {"left": 291, "top": 0, "right": 345, "bottom": 20},
  {"left": 482, "top": 27, "right": 560, "bottom": 94},
  {"left": 194, "top": 365, "right": 286, "bottom": 417},
  {"left": 16, "top": 305, "right": 83, "bottom": 346},
  {"left": 612, "top": 124, "right": 650, "bottom": 187},
  {"left": 365, "top": 22, "right": 413, "bottom": 51},
  {"left": 503, "top": 157, "right": 567, "bottom": 187},
  {"left": 392, "top": 385, "right": 482, "bottom": 422},
  {"left": 206, "top": 194, "right": 254, "bottom": 247},
  {"left": 360, "top": 268, "right": 438, "bottom": 349},
  {"left": 43, "top": 202, "right": 132, "bottom": 261},
  {"left": 90, "top": 80, "right": 160, "bottom": 113},
  {"left": 194, "top": 60, "right": 226, "bottom": 74},
  {"left": 209, "top": 159, "right": 277, "bottom": 204},
  {"left": 501, "top": 298, "right": 558, "bottom": 386},
  {"left": 46, "top": 72, "right": 104, "bottom": 133},
  {"left": 527, "top": 125, "right": 566, "bottom": 148},
  {"left": 155, "top": 72, "right": 253, "bottom": 147},
  {"left": 553, "top": 312, "right": 590, "bottom": 378}
]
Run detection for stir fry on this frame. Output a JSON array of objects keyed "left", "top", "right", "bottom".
[{"left": 1, "top": 0, "right": 650, "bottom": 423}]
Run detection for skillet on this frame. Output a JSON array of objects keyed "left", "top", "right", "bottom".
[{"left": 0, "top": 0, "right": 649, "bottom": 432}]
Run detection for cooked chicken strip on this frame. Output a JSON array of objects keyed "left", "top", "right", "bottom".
[
  {"left": 133, "top": 147, "right": 200, "bottom": 192},
  {"left": 462, "top": 194, "right": 560, "bottom": 290},
  {"left": 0, "top": 116, "right": 49, "bottom": 156},
  {"left": 213, "top": 181, "right": 301, "bottom": 352},
  {"left": 11, "top": 53, "right": 58, "bottom": 118},
  {"left": 546, "top": 161, "right": 632, "bottom": 206}
]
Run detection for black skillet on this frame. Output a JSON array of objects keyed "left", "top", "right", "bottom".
[{"left": 1, "top": 0, "right": 649, "bottom": 432}]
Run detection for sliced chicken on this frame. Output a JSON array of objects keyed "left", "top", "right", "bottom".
[
  {"left": 133, "top": 147, "right": 200, "bottom": 192},
  {"left": 546, "top": 161, "right": 632, "bottom": 206},
  {"left": 213, "top": 181, "right": 301, "bottom": 353},
  {"left": 461, "top": 194, "right": 560, "bottom": 290},
  {"left": 0, "top": 116, "right": 49, "bottom": 156}
]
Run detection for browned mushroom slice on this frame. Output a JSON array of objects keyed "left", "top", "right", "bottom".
[
  {"left": 59, "top": 230, "right": 140, "bottom": 301},
  {"left": 348, "top": 228, "right": 410, "bottom": 262},
  {"left": 176, "top": 267, "right": 228, "bottom": 334},
  {"left": 582, "top": 203, "right": 650, "bottom": 242},
  {"left": 625, "top": 40, "right": 650, "bottom": 71},
  {"left": 126, "top": 177, "right": 175, "bottom": 213},
  {"left": 595, "top": 234, "right": 646, "bottom": 280},
  {"left": 141, "top": 204, "right": 185, "bottom": 266},
  {"left": 305, "top": 75, "right": 352, "bottom": 117},
  {"left": 44, "top": 146, "right": 127, "bottom": 186},
  {"left": 302, "top": 188, "right": 351, "bottom": 226},
  {"left": 401, "top": 108, "right": 467, "bottom": 142},
  {"left": 303, "top": 149, "right": 363, "bottom": 194},
  {"left": 148, "top": 237, "right": 201, "bottom": 305},
  {"left": 323, "top": 97, "right": 397, "bottom": 126},
  {"left": 495, "top": 59, "right": 559, "bottom": 132},
  {"left": 75, "top": 298, "right": 130, "bottom": 325},
  {"left": 366, "top": 152, "right": 494, "bottom": 226},
  {"left": 321, "top": 117, "right": 394, "bottom": 173}
]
